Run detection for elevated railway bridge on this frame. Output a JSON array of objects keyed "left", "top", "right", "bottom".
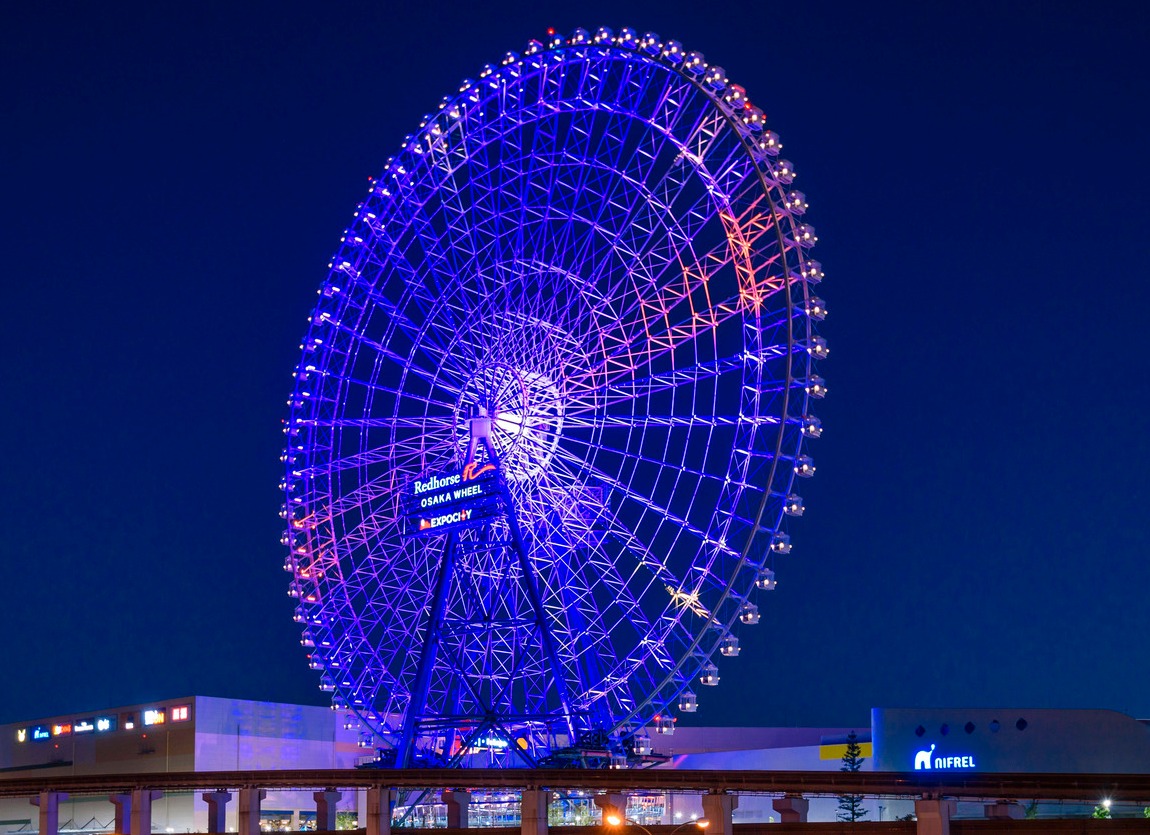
[{"left": 4, "top": 769, "right": 1150, "bottom": 835}]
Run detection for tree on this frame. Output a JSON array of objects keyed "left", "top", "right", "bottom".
[{"left": 836, "top": 731, "right": 869, "bottom": 822}]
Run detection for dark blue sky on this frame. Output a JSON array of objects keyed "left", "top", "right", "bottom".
[{"left": 3, "top": 0, "right": 1148, "bottom": 730}]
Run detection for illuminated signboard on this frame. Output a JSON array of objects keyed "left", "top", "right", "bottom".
[
  {"left": 32, "top": 726, "right": 51, "bottom": 741},
  {"left": 73, "top": 719, "right": 96, "bottom": 734},
  {"left": 96, "top": 717, "right": 117, "bottom": 732},
  {"left": 914, "top": 743, "right": 977, "bottom": 770},
  {"left": 403, "top": 462, "right": 503, "bottom": 537},
  {"left": 143, "top": 709, "right": 166, "bottom": 726},
  {"left": 52, "top": 723, "right": 72, "bottom": 737},
  {"left": 171, "top": 705, "right": 190, "bottom": 722},
  {"left": 16, "top": 729, "right": 26, "bottom": 743}
]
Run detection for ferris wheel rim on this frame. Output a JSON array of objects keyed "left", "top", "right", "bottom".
[{"left": 282, "top": 25, "right": 825, "bottom": 758}]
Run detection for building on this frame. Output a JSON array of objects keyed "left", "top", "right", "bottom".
[
  {"left": 3, "top": 698, "right": 1148, "bottom": 831},
  {"left": 0, "top": 696, "right": 363, "bottom": 834},
  {"left": 872, "top": 707, "right": 1150, "bottom": 774}
]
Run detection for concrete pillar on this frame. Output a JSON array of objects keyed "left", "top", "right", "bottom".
[
  {"left": 443, "top": 790, "right": 470, "bottom": 828},
  {"left": 771, "top": 794, "right": 808, "bottom": 823},
  {"left": 701, "top": 792, "right": 737, "bottom": 835},
  {"left": 984, "top": 801, "right": 1023, "bottom": 819},
  {"left": 131, "top": 789, "right": 162, "bottom": 835},
  {"left": 520, "top": 790, "right": 549, "bottom": 835},
  {"left": 203, "top": 791, "right": 232, "bottom": 834},
  {"left": 111, "top": 794, "right": 131, "bottom": 834},
  {"left": 593, "top": 793, "right": 627, "bottom": 825},
  {"left": 314, "top": 790, "right": 341, "bottom": 831},
  {"left": 366, "top": 787, "right": 396, "bottom": 835},
  {"left": 31, "top": 791, "right": 68, "bottom": 835},
  {"left": 238, "top": 788, "right": 267, "bottom": 835},
  {"left": 914, "top": 798, "right": 955, "bottom": 835}
]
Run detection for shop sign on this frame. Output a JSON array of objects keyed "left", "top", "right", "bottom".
[
  {"left": 403, "top": 462, "right": 503, "bottom": 537},
  {"left": 914, "top": 743, "right": 977, "bottom": 770}
]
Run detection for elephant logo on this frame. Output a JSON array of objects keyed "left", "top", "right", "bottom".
[{"left": 914, "top": 743, "right": 936, "bottom": 770}]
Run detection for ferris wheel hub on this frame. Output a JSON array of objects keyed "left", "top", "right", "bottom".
[{"left": 456, "top": 361, "right": 565, "bottom": 482}]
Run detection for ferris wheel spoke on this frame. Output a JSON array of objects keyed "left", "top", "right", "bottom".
[
  {"left": 556, "top": 430, "right": 735, "bottom": 492},
  {"left": 532, "top": 463, "right": 666, "bottom": 633},
  {"left": 314, "top": 258, "right": 458, "bottom": 386},
  {"left": 318, "top": 432, "right": 456, "bottom": 478},
  {"left": 547, "top": 444, "right": 734, "bottom": 559},
  {"left": 572, "top": 104, "right": 760, "bottom": 288},
  {"left": 339, "top": 374, "right": 463, "bottom": 412},
  {"left": 527, "top": 157, "right": 703, "bottom": 321},
  {"left": 306, "top": 414, "right": 453, "bottom": 431},
  {"left": 546, "top": 532, "right": 655, "bottom": 645},
  {"left": 325, "top": 472, "right": 412, "bottom": 520},
  {"left": 563, "top": 413, "right": 776, "bottom": 429},
  {"left": 574, "top": 304, "right": 785, "bottom": 401},
  {"left": 364, "top": 213, "right": 491, "bottom": 383},
  {"left": 589, "top": 511, "right": 685, "bottom": 596},
  {"left": 323, "top": 318, "right": 465, "bottom": 400},
  {"left": 358, "top": 279, "right": 476, "bottom": 386},
  {"left": 602, "top": 160, "right": 736, "bottom": 290},
  {"left": 560, "top": 351, "right": 758, "bottom": 411},
  {"left": 570, "top": 205, "right": 787, "bottom": 395},
  {"left": 342, "top": 249, "right": 465, "bottom": 379}
]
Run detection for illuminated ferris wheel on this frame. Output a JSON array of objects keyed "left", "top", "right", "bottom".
[{"left": 281, "top": 25, "right": 827, "bottom": 767}]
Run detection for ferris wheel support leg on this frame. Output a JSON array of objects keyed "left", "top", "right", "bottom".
[
  {"left": 397, "top": 531, "right": 458, "bottom": 768},
  {"left": 547, "top": 511, "right": 607, "bottom": 733},
  {"left": 441, "top": 678, "right": 462, "bottom": 760},
  {"left": 500, "top": 482, "right": 577, "bottom": 743},
  {"left": 482, "top": 438, "right": 578, "bottom": 744}
]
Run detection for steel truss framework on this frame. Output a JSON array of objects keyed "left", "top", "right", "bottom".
[{"left": 282, "top": 26, "right": 827, "bottom": 766}]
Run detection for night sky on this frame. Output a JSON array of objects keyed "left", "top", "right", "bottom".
[{"left": 4, "top": 0, "right": 1149, "bottom": 731}]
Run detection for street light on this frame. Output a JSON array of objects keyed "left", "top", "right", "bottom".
[{"left": 605, "top": 814, "right": 710, "bottom": 835}]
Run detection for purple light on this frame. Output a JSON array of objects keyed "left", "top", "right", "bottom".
[{"left": 283, "top": 26, "right": 825, "bottom": 767}]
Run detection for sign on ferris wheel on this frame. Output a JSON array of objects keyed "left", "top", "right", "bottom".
[{"left": 401, "top": 462, "right": 503, "bottom": 537}]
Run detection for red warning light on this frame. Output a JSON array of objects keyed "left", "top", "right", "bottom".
[{"left": 546, "top": 27, "right": 556, "bottom": 36}]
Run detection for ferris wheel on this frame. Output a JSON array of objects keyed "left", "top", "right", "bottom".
[{"left": 281, "top": 25, "right": 827, "bottom": 768}]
